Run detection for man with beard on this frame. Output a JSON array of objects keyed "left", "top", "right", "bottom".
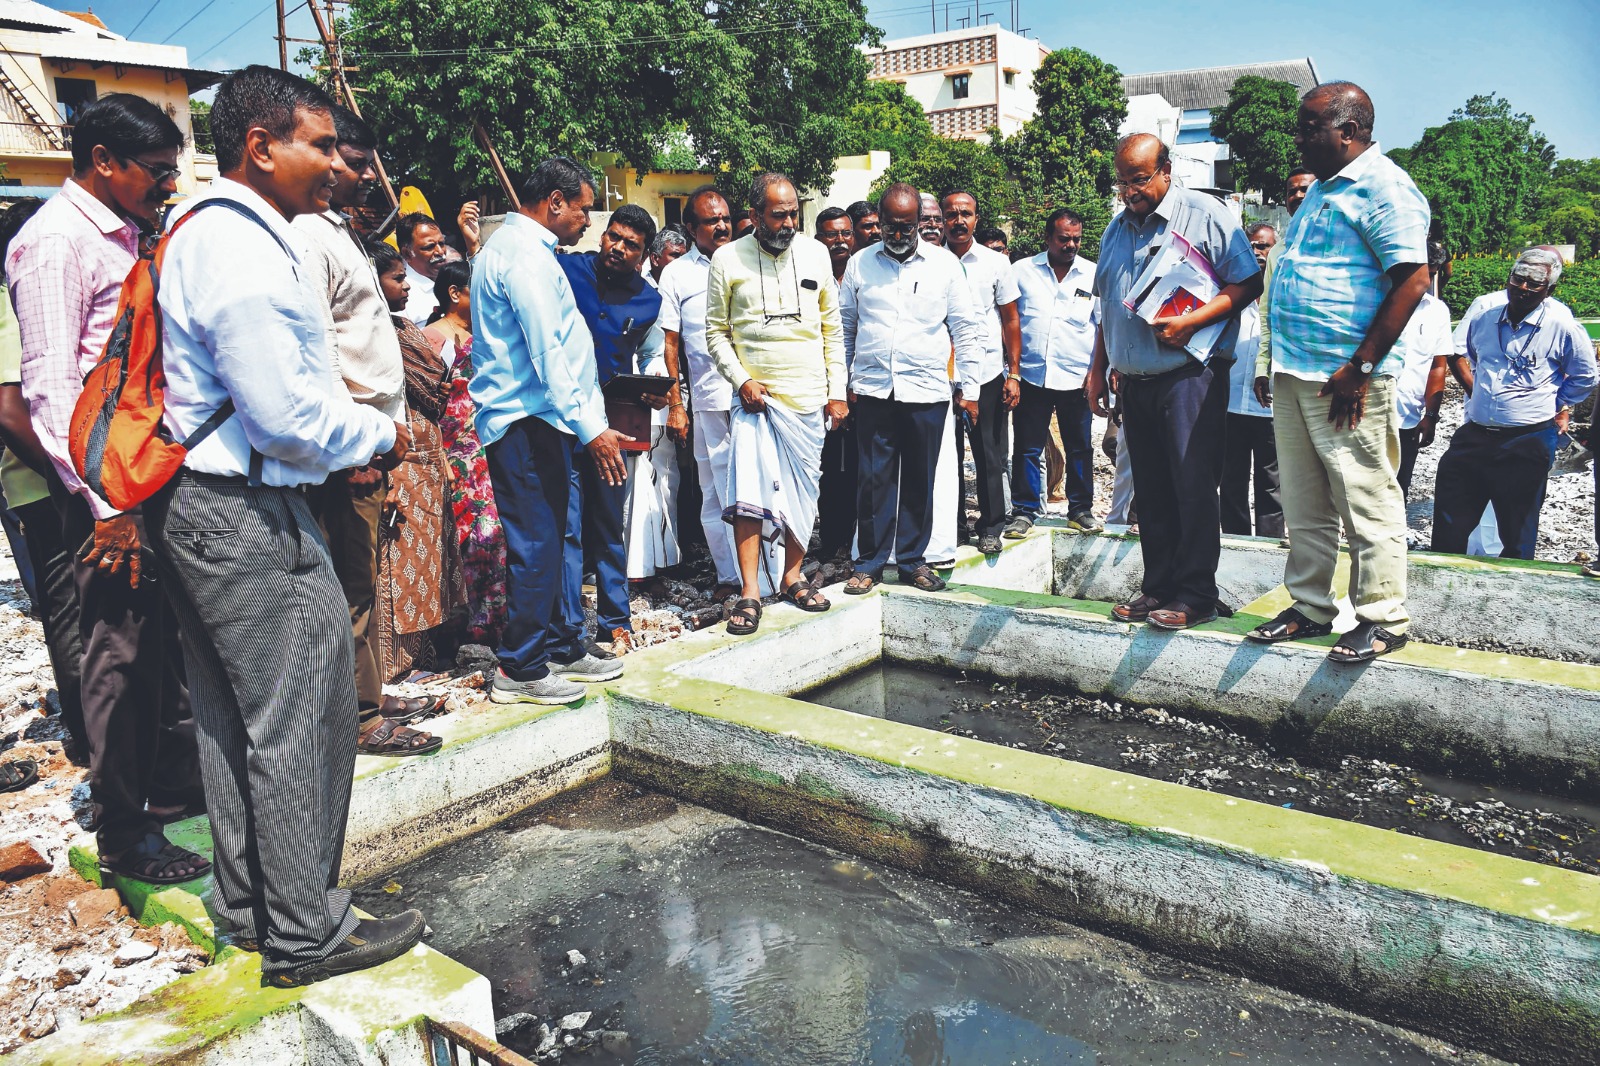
[
  {"left": 558, "top": 205, "right": 667, "bottom": 655},
  {"left": 8, "top": 93, "right": 206, "bottom": 883},
  {"left": 941, "top": 189, "right": 1021, "bottom": 555},
  {"left": 841, "top": 183, "right": 984, "bottom": 595},
  {"left": 659, "top": 186, "right": 780, "bottom": 600},
  {"left": 398, "top": 211, "right": 449, "bottom": 325},
  {"left": 295, "top": 106, "right": 441, "bottom": 755},
  {"left": 918, "top": 193, "right": 945, "bottom": 247},
  {"left": 814, "top": 206, "right": 858, "bottom": 560},
  {"left": 847, "top": 200, "right": 881, "bottom": 251},
  {"left": 705, "top": 173, "right": 847, "bottom": 635},
  {"left": 1432, "top": 248, "right": 1593, "bottom": 559}
]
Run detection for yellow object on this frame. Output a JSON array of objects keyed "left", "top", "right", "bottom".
[{"left": 384, "top": 186, "right": 436, "bottom": 248}]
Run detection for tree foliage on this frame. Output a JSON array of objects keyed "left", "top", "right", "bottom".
[
  {"left": 1208, "top": 75, "right": 1299, "bottom": 199},
  {"left": 841, "top": 79, "right": 934, "bottom": 161},
  {"left": 1388, "top": 94, "right": 1555, "bottom": 255},
  {"left": 1442, "top": 253, "right": 1600, "bottom": 319},
  {"left": 341, "top": 0, "right": 879, "bottom": 207},
  {"left": 1522, "top": 158, "right": 1600, "bottom": 260},
  {"left": 868, "top": 133, "right": 1013, "bottom": 226}
]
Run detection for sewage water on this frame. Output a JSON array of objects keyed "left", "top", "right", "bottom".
[
  {"left": 805, "top": 660, "right": 1600, "bottom": 875},
  {"left": 359, "top": 779, "right": 1502, "bottom": 1065}
]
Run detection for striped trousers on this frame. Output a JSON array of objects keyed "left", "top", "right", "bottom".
[{"left": 146, "top": 474, "right": 360, "bottom": 973}]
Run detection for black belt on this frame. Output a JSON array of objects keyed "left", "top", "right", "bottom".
[{"left": 1466, "top": 419, "right": 1554, "bottom": 436}]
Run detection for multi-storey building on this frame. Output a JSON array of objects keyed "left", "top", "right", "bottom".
[{"left": 863, "top": 25, "right": 1049, "bottom": 141}]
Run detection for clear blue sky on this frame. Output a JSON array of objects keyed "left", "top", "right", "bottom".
[{"left": 53, "top": 0, "right": 1600, "bottom": 160}]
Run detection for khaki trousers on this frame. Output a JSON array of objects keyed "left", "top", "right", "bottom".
[
  {"left": 1272, "top": 373, "right": 1409, "bottom": 633},
  {"left": 307, "top": 474, "right": 386, "bottom": 718}
]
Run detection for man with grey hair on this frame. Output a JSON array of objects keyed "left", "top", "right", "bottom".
[
  {"left": 648, "top": 227, "right": 687, "bottom": 283},
  {"left": 705, "top": 172, "right": 847, "bottom": 635},
  {"left": 1432, "top": 247, "right": 1595, "bottom": 559}
]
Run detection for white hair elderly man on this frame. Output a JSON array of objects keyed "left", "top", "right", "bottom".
[{"left": 1432, "top": 247, "right": 1596, "bottom": 559}]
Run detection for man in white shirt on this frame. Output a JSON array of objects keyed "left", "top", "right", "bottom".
[
  {"left": 145, "top": 66, "right": 419, "bottom": 988},
  {"left": 293, "top": 106, "right": 440, "bottom": 754},
  {"left": 841, "top": 183, "right": 985, "bottom": 594},
  {"left": 1007, "top": 208, "right": 1101, "bottom": 537},
  {"left": 1220, "top": 222, "right": 1284, "bottom": 538},
  {"left": 398, "top": 212, "right": 448, "bottom": 325},
  {"left": 941, "top": 190, "right": 1021, "bottom": 554},
  {"left": 1393, "top": 241, "right": 1453, "bottom": 502},
  {"left": 659, "top": 186, "right": 779, "bottom": 600}
]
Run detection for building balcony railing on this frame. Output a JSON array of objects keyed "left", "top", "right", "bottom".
[{"left": 0, "top": 120, "right": 71, "bottom": 154}]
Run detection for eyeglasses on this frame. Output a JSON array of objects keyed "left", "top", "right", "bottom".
[
  {"left": 1112, "top": 172, "right": 1161, "bottom": 193},
  {"left": 758, "top": 249, "right": 803, "bottom": 325},
  {"left": 118, "top": 155, "right": 182, "bottom": 184},
  {"left": 1507, "top": 273, "right": 1548, "bottom": 292}
]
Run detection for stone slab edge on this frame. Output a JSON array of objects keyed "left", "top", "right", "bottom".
[{"left": 603, "top": 683, "right": 1600, "bottom": 1064}]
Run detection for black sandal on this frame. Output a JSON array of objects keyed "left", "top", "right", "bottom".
[
  {"left": 843, "top": 572, "right": 877, "bottom": 595},
  {"left": 783, "top": 580, "right": 831, "bottom": 613},
  {"left": 0, "top": 758, "right": 38, "bottom": 794},
  {"left": 727, "top": 597, "right": 762, "bottom": 635},
  {"left": 101, "top": 831, "right": 211, "bottom": 885},
  {"left": 1246, "top": 607, "right": 1334, "bottom": 644},
  {"left": 1328, "top": 621, "right": 1409, "bottom": 665},
  {"left": 357, "top": 718, "right": 443, "bottom": 757}
]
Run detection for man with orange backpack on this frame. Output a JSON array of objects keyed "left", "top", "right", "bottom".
[
  {"left": 141, "top": 67, "right": 420, "bottom": 987},
  {"left": 7, "top": 94, "right": 205, "bottom": 885}
]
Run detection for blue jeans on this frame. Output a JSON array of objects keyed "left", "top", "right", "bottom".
[
  {"left": 580, "top": 453, "right": 630, "bottom": 635},
  {"left": 485, "top": 416, "right": 586, "bottom": 680},
  {"left": 1010, "top": 381, "right": 1092, "bottom": 518}
]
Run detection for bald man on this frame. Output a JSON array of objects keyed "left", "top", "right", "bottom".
[
  {"left": 1086, "top": 133, "right": 1262, "bottom": 631},
  {"left": 1247, "top": 82, "right": 1431, "bottom": 665}
]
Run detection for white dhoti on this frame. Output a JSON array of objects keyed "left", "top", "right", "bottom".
[
  {"left": 623, "top": 420, "right": 682, "bottom": 579},
  {"left": 724, "top": 402, "right": 826, "bottom": 578},
  {"left": 695, "top": 409, "right": 781, "bottom": 591}
]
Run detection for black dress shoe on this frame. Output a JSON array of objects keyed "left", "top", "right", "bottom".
[{"left": 264, "top": 910, "right": 425, "bottom": 988}]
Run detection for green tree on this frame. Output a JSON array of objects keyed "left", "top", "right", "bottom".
[
  {"left": 868, "top": 134, "right": 1015, "bottom": 227},
  {"left": 999, "top": 47, "right": 1126, "bottom": 259},
  {"left": 1388, "top": 94, "right": 1555, "bottom": 255},
  {"left": 1208, "top": 75, "right": 1299, "bottom": 198},
  {"left": 188, "top": 98, "right": 213, "bottom": 155},
  {"left": 841, "top": 79, "right": 934, "bottom": 161},
  {"left": 1523, "top": 158, "right": 1600, "bottom": 259},
  {"left": 341, "top": 0, "right": 878, "bottom": 206}
]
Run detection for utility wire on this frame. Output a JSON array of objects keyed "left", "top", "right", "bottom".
[
  {"left": 159, "top": 0, "right": 227, "bottom": 46},
  {"left": 195, "top": 0, "right": 309, "bottom": 64},
  {"left": 126, "top": 0, "right": 167, "bottom": 39}
]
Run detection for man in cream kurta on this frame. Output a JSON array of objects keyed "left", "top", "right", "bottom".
[{"left": 704, "top": 173, "right": 847, "bottom": 635}]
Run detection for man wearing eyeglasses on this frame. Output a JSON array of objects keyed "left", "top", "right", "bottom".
[
  {"left": 7, "top": 93, "right": 206, "bottom": 883},
  {"left": 1085, "top": 133, "right": 1262, "bottom": 632},
  {"left": 1432, "top": 248, "right": 1594, "bottom": 560}
]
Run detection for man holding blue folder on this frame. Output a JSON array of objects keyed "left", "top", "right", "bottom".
[{"left": 1086, "top": 134, "right": 1261, "bottom": 630}]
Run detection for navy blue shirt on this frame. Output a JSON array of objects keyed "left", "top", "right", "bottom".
[{"left": 558, "top": 252, "right": 664, "bottom": 385}]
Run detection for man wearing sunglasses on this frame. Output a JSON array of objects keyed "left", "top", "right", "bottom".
[{"left": 7, "top": 93, "right": 206, "bottom": 884}]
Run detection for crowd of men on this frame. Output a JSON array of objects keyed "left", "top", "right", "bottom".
[{"left": 0, "top": 65, "right": 1595, "bottom": 989}]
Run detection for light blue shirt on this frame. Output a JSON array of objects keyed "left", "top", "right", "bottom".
[
  {"left": 1456, "top": 291, "right": 1596, "bottom": 428},
  {"left": 159, "top": 178, "right": 396, "bottom": 484},
  {"left": 1093, "top": 185, "right": 1259, "bottom": 377},
  {"left": 469, "top": 213, "right": 606, "bottom": 447},
  {"left": 1268, "top": 143, "right": 1430, "bottom": 381},
  {"left": 1227, "top": 305, "right": 1270, "bottom": 417},
  {"left": 1015, "top": 252, "right": 1098, "bottom": 391}
]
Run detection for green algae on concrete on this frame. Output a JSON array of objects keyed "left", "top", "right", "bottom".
[{"left": 68, "top": 814, "right": 220, "bottom": 956}]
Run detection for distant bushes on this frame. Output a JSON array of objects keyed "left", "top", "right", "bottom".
[{"left": 1443, "top": 255, "right": 1600, "bottom": 318}]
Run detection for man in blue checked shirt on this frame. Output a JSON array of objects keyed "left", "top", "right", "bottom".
[
  {"left": 1432, "top": 248, "right": 1595, "bottom": 559},
  {"left": 1247, "top": 82, "right": 1431, "bottom": 665}
]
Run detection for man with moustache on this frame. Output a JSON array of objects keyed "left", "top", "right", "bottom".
[
  {"left": 659, "top": 185, "right": 779, "bottom": 600},
  {"left": 473, "top": 157, "right": 634, "bottom": 703},
  {"left": 398, "top": 211, "right": 449, "bottom": 325},
  {"left": 918, "top": 193, "right": 945, "bottom": 247},
  {"left": 8, "top": 93, "right": 205, "bottom": 883},
  {"left": 706, "top": 172, "right": 847, "bottom": 634},
  {"left": 295, "top": 106, "right": 440, "bottom": 755},
  {"left": 941, "top": 189, "right": 1021, "bottom": 555},
  {"left": 814, "top": 206, "right": 858, "bottom": 560},
  {"left": 1085, "top": 133, "right": 1261, "bottom": 631},
  {"left": 847, "top": 200, "right": 881, "bottom": 251}
]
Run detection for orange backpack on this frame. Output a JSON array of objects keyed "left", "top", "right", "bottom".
[{"left": 69, "top": 198, "right": 286, "bottom": 510}]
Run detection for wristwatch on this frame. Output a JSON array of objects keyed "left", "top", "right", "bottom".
[{"left": 1351, "top": 357, "right": 1375, "bottom": 375}]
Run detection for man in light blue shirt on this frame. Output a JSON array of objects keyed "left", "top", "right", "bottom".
[
  {"left": 1248, "top": 82, "right": 1431, "bottom": 664},
  {"left": 1432, "top": 248, "right": 1596, "bottom": 559},
  {"left": 470, "top": 157, "right": 633, "bottom": 706},
  {"left": 1007, "top": 207, "right": 1100, "bottom": 534}
]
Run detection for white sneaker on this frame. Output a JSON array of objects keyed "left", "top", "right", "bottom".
[
  {"left": 489, "top": 669, "right": 585, "bottom": 706},
  {"left": 551, "top": 652, "right": 623, "bottom": 683}
]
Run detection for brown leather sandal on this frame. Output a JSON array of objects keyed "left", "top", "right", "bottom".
[{"left": 357, "top": 718, "right": 442, "bottom": 757}]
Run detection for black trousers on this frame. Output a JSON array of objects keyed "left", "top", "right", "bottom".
[
  {"left": 817, "top": 425, "right": 857, "bottom": 557},
  {"left": 55, "top": 477, "right": 199, "bottom": 852},
  {"left": 15, "top": 494, "right": 85, "bottom": 752},
  {"left": 952, "top": 373, "right": 1009, "bottom": 538},
  {"left": 854, "top": 395, "right": 946, "bottom": 577},
  {"left": 1397, "top": 424, "right": 1423, "bottom": 503},
  {"left": 1431, "top": 420, "right": 1557, "bottom": 560},
  {"left": 1220, "top": 412, "right": 1283, "bottom": 537},
  {"left": 1119, "top": 359, "right": 1228, "bottom": 610}
]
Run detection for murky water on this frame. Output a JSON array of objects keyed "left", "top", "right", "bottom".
[
  {"left": 358, "top": 780, "right": 1500, "bottom": 1065},
  {"left": 805, "top": 660, "right": 1600, "bottom": 874}
]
